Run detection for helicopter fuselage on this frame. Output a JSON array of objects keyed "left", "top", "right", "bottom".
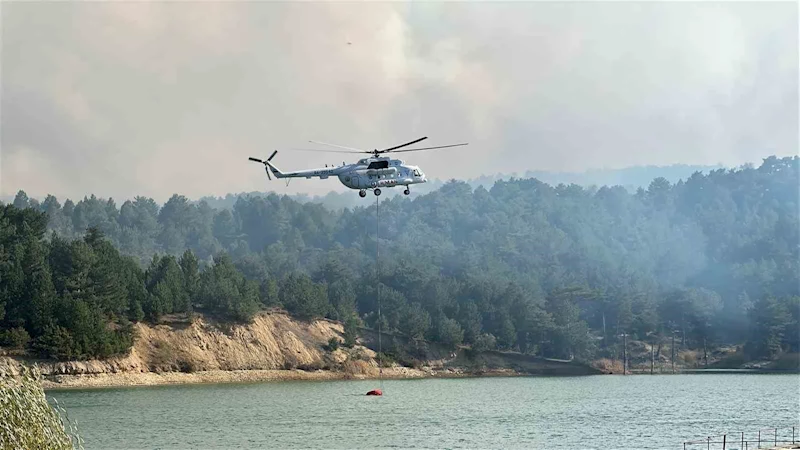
[
  {"left": 265, "top": 155, "right": 427, "bottom": 193},
  {"left": 339, "top": 157, "right": 426, "bottom": 190}
]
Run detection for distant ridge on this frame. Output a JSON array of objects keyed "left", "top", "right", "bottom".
[
  {"left": 419, "top": 163, "right": 727, "bottom": 193},
  {"left": 192, "top": 162, "right": 726, "bottom": 211},
  {"left": 0, "top": 162, "right": 727, "bottom": 210}
]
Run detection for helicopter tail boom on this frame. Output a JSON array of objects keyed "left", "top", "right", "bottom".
[
  {"left": 249, "top": 150, "right": 286, "bottom": 179},
  {"left": 264, "top": 160, "right": 285, "bottom": 179},
  {"left": 250, "top": 151, "right": 345, "bottom": 180}
]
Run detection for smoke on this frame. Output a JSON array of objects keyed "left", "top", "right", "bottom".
[{"left": 1, "top": 1, "right": 796, "bottom": 202}]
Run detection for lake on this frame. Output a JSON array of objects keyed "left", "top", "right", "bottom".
[{"left": 46, "top": 374, "right": 800, "bottom": 449}]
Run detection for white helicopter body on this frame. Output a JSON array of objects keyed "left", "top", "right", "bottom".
[{"left": 249, "top": 137, "right": 464, "bottom": 197}]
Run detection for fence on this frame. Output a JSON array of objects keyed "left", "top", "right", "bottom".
[{"left": 683, "top": 425, "right": 799, "bottom": 449}]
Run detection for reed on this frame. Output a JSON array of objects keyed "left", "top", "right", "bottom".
[{"left": 0, "top": 365, "right": 83, "bottom": 450}]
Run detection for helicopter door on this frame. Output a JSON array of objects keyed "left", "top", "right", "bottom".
[{"left": 350, "top": 175, "right": 360, "bottom": 189}]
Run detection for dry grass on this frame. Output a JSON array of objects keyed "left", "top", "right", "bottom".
[
  {"left": 592, "top": 358, "right": 624, "bottom": 374},
  {"left": 681, "top": 350, "right": 700, "bottom": 367},
  {"left": 0, "top": 365, "right": 83, "bottom": 449},
  {"left": 342, "top": 359, "right": 376, "bottom": 377}
]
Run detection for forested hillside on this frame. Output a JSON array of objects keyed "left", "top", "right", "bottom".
[
  {"left": 194, "top": 162, "right": 724, "bottom": 211},
  {"left": 1, "top": 156, "right": 797, "bottom": 364}
]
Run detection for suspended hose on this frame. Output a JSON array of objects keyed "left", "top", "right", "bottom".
[{"left": 376, "top": 195, "right": 383, "bottom": 391}]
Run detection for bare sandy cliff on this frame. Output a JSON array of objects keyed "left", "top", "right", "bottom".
[{"left": 0, "top": 311, "right": 599, "bottom": 388}]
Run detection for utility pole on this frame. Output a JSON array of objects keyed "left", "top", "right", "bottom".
[
  {"left": 671, "top": 331, "right": 676, "bottom": 374},
  {"left": 651, "top": 341, "right": 655, "bottom": 375},
  {"left": 602, "top": 312, "right": 607, "bottom": 348},
  {"left": 703, "top": 337, "right": 708, "bottom": 368},
  {"left": 681, "top": 313, "right": 686, "bottom": 347},
  {"left": 624, "top": 333, "right": 627, "bottom": 375},
  {"left": 619, "top": 333, "right": 628, "bottom": 375}
]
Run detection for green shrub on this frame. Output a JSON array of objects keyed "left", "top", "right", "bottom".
[
  {"left": 343, "top": 314, "right": 360, "bottom": 348},
  {"left": 0, "top": 365, "right": 83, "bottom": 449},
  {"left": 771, "top": 353, "right": 800, "bottom": 371},
  {"left": 325, "top": 337, "right": 340, "bottom": 352},
  {"left": 472, "top": 333, "right": 497, "bottom": 353},
  {"left": 0, "top": 327, "right": 30, "bottom": 350},
  {"left": 709, "top": 351, "right": 747, "bottom": 369},
  {"left": 376, "top": 352, "right": 395, "bottom": 368}
]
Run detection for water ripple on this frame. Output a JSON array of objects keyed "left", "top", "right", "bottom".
[{"left": 46, "top": 374, "right": 800, "bottom": 449}]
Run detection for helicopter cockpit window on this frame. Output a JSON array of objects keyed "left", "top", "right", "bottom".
[
  {"left": 413, "top": 169, "right": 421, "bottom": 176},
  {"left": 368, "top": 161, "right": 389, "bottom": 170}
]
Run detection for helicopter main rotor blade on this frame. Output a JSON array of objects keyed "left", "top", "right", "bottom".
[
  {"left": 308, "top": 140, "right": 368, "bottom": 152},
  {"left": 290, "top": 147, "right": 365, "bottom": 154},
  {"left": 378, "top": 136, "right": 428, "bottom": 153},
  {"left": 390, "top": 143, "right": 469, "bottom": 153}
]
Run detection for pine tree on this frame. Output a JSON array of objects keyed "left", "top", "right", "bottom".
[{"left": 179, "top": 249, "right": 200, "bottom": 310}]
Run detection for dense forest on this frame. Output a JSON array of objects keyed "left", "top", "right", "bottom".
[
  {"left": 195, "top": 162, "right": 723, "bottom": 211},
  {"left": 1, "top": 156, "right": 798, "bottom": 364}
]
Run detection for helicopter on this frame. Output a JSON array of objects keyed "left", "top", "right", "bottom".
[{"left": 248, "top": 137, "right": 468, "bottom": 197}]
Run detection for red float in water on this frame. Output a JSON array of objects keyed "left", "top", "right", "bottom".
[{"left": 366, "top": 389, "right": 382, "bottom": 396}]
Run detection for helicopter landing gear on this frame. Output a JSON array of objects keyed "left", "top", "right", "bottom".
[
  {"left": 403, "top": 188, "right": 410, "bottom": 196},
  {"left": 374, "top": 188, "right": 382, "bottom": 196},
  {"left": 359, "top": 190, "right": 367, "bottom": 198}
]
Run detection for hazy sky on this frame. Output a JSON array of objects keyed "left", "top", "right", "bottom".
[{"left": 1, "top": 1, "right": 797, "bottom": 203}]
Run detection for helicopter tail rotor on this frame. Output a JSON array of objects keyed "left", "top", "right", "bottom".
[{"left": 249, "top": 150, "right": 279, "bottom": 180}]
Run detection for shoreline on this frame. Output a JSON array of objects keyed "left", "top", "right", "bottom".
[
  {"left": 44, "top": 366, "right": 798, "bottom": 391},
  {"left": 38, "top": 366, "right": 800, "bottom": 391},
  {"left": 37, "top": 364, "right": 800, "bottom": 391},
  {"left": 41, "top": 367, "right": 530, "bottom": 390}
]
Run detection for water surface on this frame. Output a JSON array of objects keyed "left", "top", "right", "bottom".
[{"left": 47, "top": 374, "right": 800, "bottom": 449}]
